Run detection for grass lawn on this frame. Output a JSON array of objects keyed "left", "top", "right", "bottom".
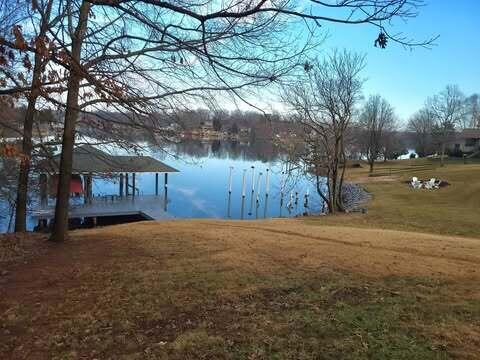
[
  {"left": 1, "top": 220, "right": 480, "bottom": 359},
  {"left": 306, "top": 157, "right": 480, "bottom": 238}
]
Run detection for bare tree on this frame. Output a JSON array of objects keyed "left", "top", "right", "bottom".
[
  {"left": 464, "top": 94, "right": 480, "bottom": 129},
  {"left": 14, "top": 0, "right": 57, "bottom": 232},
  {"left": 380, "top": 129, "right": 404, "bottom": 161},
  {"left": 427, "top": 85, "right": 466, "bottom": 166},
  {"left": 407, "top": 107, "right": 435, "bottom": 157},
  {"left": 283, "top": 50, "right": 365, "bottom": 213},
  {"left": 49, "top": 0, "right": 91, "bottom": 241},
  {"left": 358, "top": 95, "right": 395, "bottom": 172}
]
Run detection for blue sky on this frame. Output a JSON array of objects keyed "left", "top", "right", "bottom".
[{"left": 320, "top": 0, "right": 479, "bottom": 123}]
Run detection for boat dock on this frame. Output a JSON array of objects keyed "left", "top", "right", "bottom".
[{"left": 33, "top": 144, "right": 179, "bottom": 228}]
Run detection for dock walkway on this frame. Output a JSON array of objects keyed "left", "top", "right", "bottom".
[{"left": 31, "top": 195, "right": 172, "bottom": 221}]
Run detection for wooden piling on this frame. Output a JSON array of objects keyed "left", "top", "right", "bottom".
[
  {"left": 228, "top": 166, "right": 233, "bottom": 194},
  {"left": 265, "top": 168, "right": 270, "bottom": 196},
  {"left": 164, "top": 173, "right": 168, "bottom": 210},
  {"left": 241, "top": 169, "right": 247, "bottom": 198},
  {"left": 251, "top": 166, "right": 255, "bottom": 193},
  {"left": 256, "top": 172, "right": 263, "bottom": 205},
  {"left": 119, "top": 173, "right": 124, "bottom": 197},
  {"left": 132, "top": 173, "right": 136, "bottom": 199}
]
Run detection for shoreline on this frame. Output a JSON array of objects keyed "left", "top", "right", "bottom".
[{"left": 342, "top": 182, "right": 372, "bottom": 212}]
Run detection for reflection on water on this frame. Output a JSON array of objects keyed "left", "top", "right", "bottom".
[{"left": 0, "top": 140, "right": 321, "bottom": 232}]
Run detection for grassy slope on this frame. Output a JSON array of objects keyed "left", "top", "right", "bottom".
[
  {"left": 1, "top": 220, "right": 480, "bottom": 359},
  {"left": 305, "top": 158, "right": 480, "bottom": 238}
]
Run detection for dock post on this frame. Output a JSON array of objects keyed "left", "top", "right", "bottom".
[
  {"left": 241, "top": 168, "right": 246, "bottom": 220},
  {"left": 280, "top": 171, "right": 285, "bottom": 217},
  {"left": 84, "top": 173, "right": 93, "bottom": 205},
  {"left": 125, "top": 173, "right": 129, "bottom": 196},
  {"left": 256, "top": 172, "right": 263, "bottom": 207},
  {"left": 227, "top": 192, "right": 232, "bottom": 218},
  {"left": 132, "top": 173, "right": 136, "bottom": 199},
  {"left": 250, "top": 166, "right": 255, "bottom": 195},
  {"left": 164, "top": 173, "right": 168, "bottom": 211},
  {"left": 241, "top": 196, "right": 245, "bottom": 219},
  {"left": 264, "top": 193, "right": 269, "bottom": 218},
  {"left": 89, "top": 174, "right": 93, "bottom": 204},
  {"left": 265, "top": 168, "right": 270, "bottom": 196},
  {"left": 248, "top": 166, "right": 255, "bottom": 216},
  {"left": 83, "top": 174, "right": 88, "bottom": 204},
  {"left": 119, "top": 173, "right": 124, "bottom": 197},
  {"left": 228, "top": 166, "right": 233, "bottom": 195},
  {"left": 241, "top": 169, "right": 246, "bottom": 198},
  {"left": 39, "top": 173, "right": 48, "bottom": 208},
  {"left": 155, "top": 173, "right": 159, "bottom": 196},
  {"left": 304, "top": 188, "right": 310, "bottom": 212}
]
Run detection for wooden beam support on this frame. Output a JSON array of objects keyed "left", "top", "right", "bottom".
[
  {"left": 119, "top": 173, "right": 124, "bottom": 197},
  {"left": 164, "top": 173, "right": 168, "bottom": 211},
  {"left": 132, "top": 173, "right": 136, "bottom": 199}
]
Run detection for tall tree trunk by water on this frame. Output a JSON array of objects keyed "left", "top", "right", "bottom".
[
  {"left": 14, "top": 1, "right": 54, "bottom": 232},
  {"left": 14, "top": 85, "right": 38, "bottom": 232},
  {"left": 337, "top": 137, "right": 347, "bottom": 212},
  {"left": 50, "top": 1, "right": 90, "bottom": 242}
]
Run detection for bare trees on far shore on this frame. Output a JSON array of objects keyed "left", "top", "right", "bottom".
[
  {"left": 407, "top": 108, "right": 435, "bottom": 158},
  {"left": 357, "top": 95, "right": 397, "bottom": 173},
  {"left": 427, "top": 85, "right": 466, "bottom": 166},
  {"left": 407, "top": 85, "right": 477, "bottom": 164}
]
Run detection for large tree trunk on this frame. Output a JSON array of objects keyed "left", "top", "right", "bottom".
[
  {"left": 336, "top": 137, "right": 347, "bottom": 212},
  {"left": 315, "top": 173, "right": 330, "bottom": 214},
  {"left": 14, "top": 1, "right": 53, "bottom": 232},
  {"left": 50, "top": 1, "right": 90, "bottom": 242},
  {"left": 14, "top": 90, "right": 37, "bottom": 232}
]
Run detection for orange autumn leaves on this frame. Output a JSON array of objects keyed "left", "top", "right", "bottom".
[{"left": 0, "top": 143, "right": 28, "bottom": 163}]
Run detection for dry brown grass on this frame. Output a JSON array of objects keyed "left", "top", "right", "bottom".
[
  {"left": 109, "top": 219, "right": 480, "bottom": 279},
  {"left": 2, "top": 219, "right": 479, "bottom": 359},
  {"left": 307, "top": 158, "right": 480, "bottom": 238}
]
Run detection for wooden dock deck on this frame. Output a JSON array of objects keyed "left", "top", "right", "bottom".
[{"left": 31, "top": 195, "right": 172, "bottom": 221}]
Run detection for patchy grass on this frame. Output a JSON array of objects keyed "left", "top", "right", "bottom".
[
  {"left": 0, "top": 232, "right": 48, "bottom": 265},
  {"left": 1, "top": 220, "right": 479, "bottom": 359},
  {"left": 307, "top": 158, "right": 480, "bottom": 238}
]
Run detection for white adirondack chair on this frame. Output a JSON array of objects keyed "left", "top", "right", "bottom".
[{"left": 411, "top": 177, "right": 422, "bottom": 189}]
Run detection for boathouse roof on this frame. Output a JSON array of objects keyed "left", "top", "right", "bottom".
[{"left": 40, "top": 145, "right": 179, "bottom": 174}]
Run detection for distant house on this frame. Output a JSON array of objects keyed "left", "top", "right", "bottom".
[{"left": 451, "top": 129, "right": 480, "bottom": 154}]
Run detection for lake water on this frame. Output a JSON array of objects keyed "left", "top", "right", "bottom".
[{"left": 0, "top": 140, "right": 322, "bottom": 232}]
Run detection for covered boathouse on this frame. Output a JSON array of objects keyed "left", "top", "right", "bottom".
[{"left": 33, "top": 144, "right": 179, "bottom": 229}]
